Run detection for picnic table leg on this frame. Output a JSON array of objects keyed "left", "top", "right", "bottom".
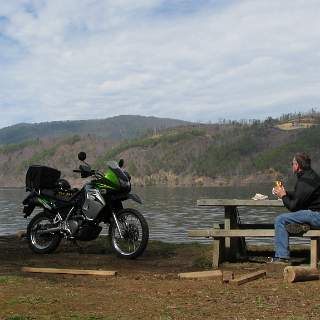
[
  {"left": 310, "top": 238, "right": 320, "bottom": 269},
  {"left": 212, "top": 223, "right": 225, "bottom": 268},
  {"left": 224, "top": 206, "right": 247, "bottom": 261}
]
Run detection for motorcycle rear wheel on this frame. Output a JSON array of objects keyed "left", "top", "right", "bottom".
[
  {"left": 109, "top": 208, "right": 149, "bottom": 259},
  {"left": 27, "top": 212, "right": 62, "bottom": 254}
]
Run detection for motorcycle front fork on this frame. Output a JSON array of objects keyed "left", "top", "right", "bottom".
[{"left": 112, "top": 212, "right": 123, "bottom": 238}]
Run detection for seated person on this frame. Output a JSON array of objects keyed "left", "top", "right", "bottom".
[{"left": 272, "top": 152, "right": 320, "bottom": 263}]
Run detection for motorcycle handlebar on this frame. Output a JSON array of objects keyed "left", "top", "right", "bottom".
[{"left": 74, "top": 166, "right": 103, "bottom": 178}]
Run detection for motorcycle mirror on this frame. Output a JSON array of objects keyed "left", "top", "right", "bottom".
[
  {"left": 119, "top": 159, "right": 124, "bottom": 168},
  {"left": 78, "top": 152, "right": 87, "bottom": 161}
]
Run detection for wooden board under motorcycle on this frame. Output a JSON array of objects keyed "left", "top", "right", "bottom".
[{"left": 22, "top": 153, "right": 149, "bottom": 259}]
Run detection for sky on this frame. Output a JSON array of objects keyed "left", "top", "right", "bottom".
[{"left": 1, "top": 0, "right": 320, "bottom": 129}]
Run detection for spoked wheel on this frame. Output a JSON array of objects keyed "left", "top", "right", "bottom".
[
  {"left": 27, "top": 212, "right": 61, "bottom": 254},
  {"left": 109, "top": 208, "right": 149, "bottom": 259}
]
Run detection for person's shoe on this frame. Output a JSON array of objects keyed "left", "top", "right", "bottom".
[
  {"left": 285, "top": 223, "right": 310, "bottom": 235},
  {"left": 268, "top": 257, "right": 290, "bottom": 264}
]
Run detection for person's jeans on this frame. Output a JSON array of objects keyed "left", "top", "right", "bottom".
[{"left": 274, "top": 209, "right": 320, "bottom": 258}]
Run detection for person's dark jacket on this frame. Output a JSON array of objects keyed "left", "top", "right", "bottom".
[{"left": 282, "top": 168, "right": 320, "bottom": 212}]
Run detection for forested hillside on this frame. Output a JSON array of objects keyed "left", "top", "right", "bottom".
[
  {"left": 0, "top": 115, "right": 190, "bottom": 144},
  {"left": 1, "top": 112, "right": 320, "bottom": 187}
]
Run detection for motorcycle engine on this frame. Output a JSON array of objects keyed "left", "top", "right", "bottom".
[
  {"left": 76, "top": 223, "right": 102, "bottom": 241},
  {"left": 67, "top": 219, "right": 80, "bottom": 235}
]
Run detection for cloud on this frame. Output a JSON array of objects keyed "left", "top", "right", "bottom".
[{"left": 0, "top": 0, "right": 320, "bottom": 128}]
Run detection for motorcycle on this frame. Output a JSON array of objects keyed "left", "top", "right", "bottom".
[{"left": 22, "top": 152, "right": 149, "bottom": 259}]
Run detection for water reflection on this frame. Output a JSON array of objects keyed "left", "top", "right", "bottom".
[
  {"left": 0, "top": 185, "right": 307, "bottom": 244},
  {"left": 0, "top": 188, "right": 29, "bottom": 235}
]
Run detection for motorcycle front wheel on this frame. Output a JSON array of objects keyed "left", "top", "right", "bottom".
[
  {"left": 109, "top": 208, "right": 149, "bottom": 259},
  {"left": 27, "top": 212, "right": 62, "bottom": 254}
]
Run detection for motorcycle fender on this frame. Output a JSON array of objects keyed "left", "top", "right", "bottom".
[
  {"left": 22, "top": 192, "right": 37, "bottom": 217},
  {"left": 23, "top": 204, "right": 35, "bottom": 217},
  {"left": 127, "top": 193, "right": 143, "bottom": 204},
  {"left": 22, "top": 192, "right": 46, "bottom": 217}
]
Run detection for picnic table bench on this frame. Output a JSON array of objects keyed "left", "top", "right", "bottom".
[{"left": 188, "top": 199, "right": 320, "bottom": 268}]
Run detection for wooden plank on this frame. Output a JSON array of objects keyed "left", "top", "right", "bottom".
[
  {"left": 230, "top": 270, "right": 266, "bottom": 285},
  {"left": 21, "top": 267, "right": 117, "bottom": 277},
  {"left": 204, "top": 223, "right": 275, "bottom": 229},
  {"left": 178, "top": 270, "right": 222, "bottom": 279},
  {"left": 189, "top": 229, "right": 275, "bottom": 237},
  {"left": 197, "top": 199, "right": 284, "bottom": 207},
  {"left": 189, "top": 229, "right": 320, "bottom": 238},
  {"left": 188, "top": 229, "right": 320, "bottom": 238},
  {"left": 284, "top": 266, "right": 319, "bottom": 283},
  {"left": 304, "top": 231, "right": 320, "bottom": 237},
  {"left": 189, "top": 229, "right": 212, "bottom": 237}
]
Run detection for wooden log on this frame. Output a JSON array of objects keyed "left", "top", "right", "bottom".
[
  {"left": 283, "top": 266, "right": 319, "bottom": 283},
  {"left": 178, "top": 270, "right": 222, "bottom": 279},
  {"left": 230, "top": 270, "right": 266, "bottom": 285},
  {"left": 222, "top": 271, "right": 234, "bottom": 283},
  {"left": 21, "top": 267, "right": 117, "bottom": 277}
]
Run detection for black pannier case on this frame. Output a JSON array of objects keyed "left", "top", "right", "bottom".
[{"left": 26, "top": 165, "right": 61, "bottom": 190}]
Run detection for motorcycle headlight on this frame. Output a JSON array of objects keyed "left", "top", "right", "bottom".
[{"left": 119, "top": 179, "right": 131, "bottom": 192}]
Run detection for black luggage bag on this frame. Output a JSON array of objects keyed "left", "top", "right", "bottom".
[{"left": 26, "top": 165, "right": 61, "bottom": 191}]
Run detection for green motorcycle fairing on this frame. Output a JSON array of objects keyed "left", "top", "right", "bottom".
[{"left": 93, "top": 161, "right": 130, "bottom": 193}]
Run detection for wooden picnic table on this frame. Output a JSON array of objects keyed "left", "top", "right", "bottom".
[{"left": 189, "top": 199, "right": 320, "bottom": 268}]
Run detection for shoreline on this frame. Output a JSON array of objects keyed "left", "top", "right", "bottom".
[
  {"left": 0, "top": 170, "right": 281, "bottom": 189},
  {"left": 0, "top": 234, "right": 310, "bottom": 251}
]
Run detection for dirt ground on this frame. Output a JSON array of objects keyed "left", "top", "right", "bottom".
[{"left": 0, "top": 235, "right": 320, "bottom": 320}]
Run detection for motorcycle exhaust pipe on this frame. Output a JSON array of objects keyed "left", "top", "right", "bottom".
[{"left": 37, "top": 227, "right": 61, "bottom": 234}]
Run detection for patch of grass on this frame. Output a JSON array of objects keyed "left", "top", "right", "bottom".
[
  {"left": 65, "top": 290, "right": 80, "bottom": 298},
  {"left": 146, "top": 240, "right": 211, "bottom": 259},
  {"left": 8, "top": 295, "right": 49, "bottom": 306},
  {"left": 255, "top": 295, "right": 265, "bottom": 308},
  {"left": 146, "top": 241, "right": 180, "bottom": 257},
  {"left": 159, "top": 314, "right": 173, "bottom": 320},
  {"left": 192, "top": 256, "right": 212, "bottom": 269},
  {"left": 6, "top": 316, "right": 34, "bottom": 320},
  {"left": 0, "top": 276, "right": 23, "bottom": 285},
  {"left": 70, "top": 316, "right": 116, "bottom": 320}
]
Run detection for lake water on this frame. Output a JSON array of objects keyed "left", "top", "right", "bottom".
[{"left": 0, "top": 185, "right": 306, "bottom": 245}]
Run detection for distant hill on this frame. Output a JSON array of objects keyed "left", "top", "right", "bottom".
[
  {"left": 1, "top": 111, "right": 320, "bottom": 187},
  {"left": 0, "top": 115, "right": 191, "bottom": 145},
  {"left": 94, "top": 122, "right": 320, "bottom": 187}
]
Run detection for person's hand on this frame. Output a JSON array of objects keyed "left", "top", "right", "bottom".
[{"left": 273, "top": 186, "right": 286, "bottom": 198}]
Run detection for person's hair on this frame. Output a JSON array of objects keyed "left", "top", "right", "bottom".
[{"left": 294, "top": 152, "right": 311, "bottom": 170}]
